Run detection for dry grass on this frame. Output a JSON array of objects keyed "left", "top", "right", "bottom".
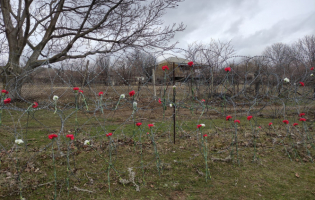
[
  {"left": 0, "top": 106, "right": 315, "bottom": 199},
  {"left": 1, "top": 82, "right": 315, "bottom": 199}
]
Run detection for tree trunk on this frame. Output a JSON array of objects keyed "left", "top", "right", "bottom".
[
  {"left": 254, "top": 67, "right": 260, "bottom": 96},
  {"left": 81, "top": 60, "right": 89, "bottom": 88},
  {"left": 211, "top": 69, "right": 214, "bottom": 97},
  {"left": 2, "top": 56, "right": 24, "bottom": 100},
  {"left": 4, "top": 75, "right": 24, "bottom": 100}
]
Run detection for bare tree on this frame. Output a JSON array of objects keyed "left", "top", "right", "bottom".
[
  {"left": 292, "top": 35, "right": 315, "bottom": 69},
  {"left": 262, "top": 43, "right": 292, "bottom": 75},
  {"left": 94, "top": 55, "right": 111, "bottom": 85},
  {"left": 62, "top": 58, "right": 88, "bottom": 86},
  {"left": 126, "top": 49, "right": 156, "bottom": 80},
  {"left": 0, "top": 0, "right": 185, "bottom": 99},
  {"left": 291, "top": 35, "right": 315, "bottom": 94},
  {"left": 185, "top": 39, "right": 236, "bottom": 95}
]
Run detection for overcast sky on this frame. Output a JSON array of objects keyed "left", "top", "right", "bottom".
[{"left": 162, "top": 0, "right": 315, "bottom": 56}]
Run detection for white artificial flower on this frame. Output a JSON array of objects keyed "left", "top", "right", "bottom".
[
  {"left": 283, "top": 78, "right": 290, "bottom": 83},
  {"left": 84, "top": 140, "right": 90, "bottom": 145},
  {"left": 53, "top": 95, "right": 59, "bottom": 101},
  {"left": 15, "top": 139, "right": 24, "bottom": 145},
  {"left": 120, "top": 94, "right": 125, "bottom": 99},
  {"left": 311, "top": 73, "right": 314, "bottom": 77},
  {"left": 169, "top": 104, "right": 172, "bottom": 107},
  {"left": 200, "top": 124, "right": 205, "bottom": 127},
  {"left": 133, "top": 101, "right": 137, "bottom": 108},
  {"left": 173, "top": 85, "right": 176, "bottom": 88}
]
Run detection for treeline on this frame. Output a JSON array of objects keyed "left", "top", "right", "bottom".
[
  {"left": 26, "top": 49, "right": 157, "bottom": 86},
  {"left": 185, "top": 35, "right": 314, "bottom": 96},
  {"left": 26, "top": 35, "right": 314, "bottom": 96}
]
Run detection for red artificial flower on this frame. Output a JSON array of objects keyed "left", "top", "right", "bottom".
[
  {"left": 73, "top": 87, "right": 79, "bottom": 91},
  {"left": 146, "top": 132, "right": 149, "bottom": 135},
  {"left": 224, "top": 67, "right": 231, "bottom": 72},
  {"left": 311, "top": 67, "right": 314, "bottom": 70},
  {"left": 282, "top": 120, "right": 289, "bottom": 124},
  {"left": 293, "top": 123, "right": 298, "bottom": 127},
  {"left": 162, "top": 66, "right": 169, "bottom": 71},
  {"left": 79, "top": 90, "right": 83, "bottom": 93},
  {"left": 187, "top": 61, "right": 194, "bottom": 67},
  {"left": 299, "top": 82, "right": 305, "bottom": 87},
  {"left": 106, "top": 133, "right": 113, "bottom": 137},
  {"left": 98, "top": 91, "right": 104, "bottom": 96},
  {"left": 234, "top": 120, "right": 240, "bottom": 124},
  {"left": 299, "top": 113, "right": 305, "bottom": 117},
  {"left": 3, "top": 98, "right": 11, "bottom": 104},
  {"left": 259, "top": 126, "right": 262, "bottom": 129},
  {"left": 268, "top": 122, "right": 273, "bottom": 126},
  {"left": 158, "top": 98, "right": 161, "bottom": 104},
  {"left": 1, "top": 90, "right": 8, "bottom": 94},
  {"left": 148, "top": 124, "right": 154, "bottom": 128},
  {"left": 197, "top": 124, "right": 202, "bottom": 129},
  {"left": 299, "top": 118, "right": 306, "bottom": 122},
  {"left": 201, "top": 99, "right": 205, "bottom": 102},
  {"left": 226, "top": 115, "right": 232, "bottom": 121},
  {"left": 203, "top": 134, "right": 208, "bottom": 137},
  {"left": 33, "top": 102, "right": 38, "bottom": 108},
  {"left": 136, "top": 122, "right": 142, "bottom": 127},
  {"left": 66, "top": 134, "right": 74, "bottom": 140},
  {"left": 48, "top": 134, "right": 58, "bottom": 139},
  {"left": 129, "top": 90, "right": 135, "bottom": 97},
  {"left": 247, "top": 116, "right": 253, "bottom": 121}
]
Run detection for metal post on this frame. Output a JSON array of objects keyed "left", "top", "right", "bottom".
[
  {"left": 152, "top": 68, "right": 156, "bottom": 98},
  {"left": 173, "top": 62, "right": 176, "bottom": 144}
]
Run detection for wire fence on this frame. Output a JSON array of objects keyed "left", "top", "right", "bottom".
[{"left": 0, "top": 52, "right": 315, "bottom": 198}]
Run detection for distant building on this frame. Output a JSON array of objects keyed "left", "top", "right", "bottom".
[{"left": 157, "top": 57, "right": 203, "bottom": 83}]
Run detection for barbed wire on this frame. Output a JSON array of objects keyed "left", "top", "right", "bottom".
[{"left": 0, "top": 50, "right": 314, "bottom": 198}]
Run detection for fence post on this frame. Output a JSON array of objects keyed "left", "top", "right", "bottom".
[
  {"left": 173, "top": 62, "right": 176, "bottom": 144},
  {"left": 152, "top": 68, "right": 156, "bottom": 98},
  {"left": 81, "top": 60, "right": 89, "bottom": 88}
]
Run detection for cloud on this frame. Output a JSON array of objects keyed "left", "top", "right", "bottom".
[
  {"left": 224, "top": 18, "right": 244, "bottom": 35},
  {"left": 162, "top": 0, "right": 251, "bottom": 39},
  {"left": 161, "top": 0, "right": 315, "bottom": 57},
  {"left": 232, "top": 11, "right": 315, "bottom": 55}
]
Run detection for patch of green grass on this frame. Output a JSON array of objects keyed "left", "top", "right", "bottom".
[{"left": 1, "top": 104, "right": 315, "bottom": 199}]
